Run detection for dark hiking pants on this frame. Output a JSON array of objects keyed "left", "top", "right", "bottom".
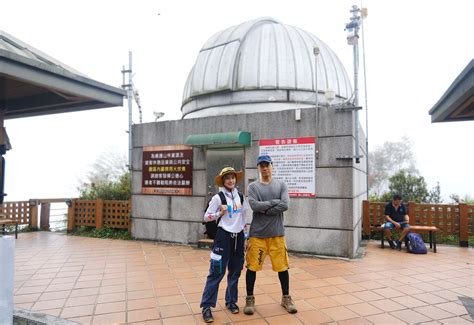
[{"left": 200, "top": 228, "right": 245, "bottom": 308}]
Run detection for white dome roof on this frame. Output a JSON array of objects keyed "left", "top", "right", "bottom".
[{"left": 182, "top": 17, "right": 352, "bottom": 119}]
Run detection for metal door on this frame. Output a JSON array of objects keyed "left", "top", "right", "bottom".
[{"left": 206, "top": 148, "right": 245, "bottom": 201}]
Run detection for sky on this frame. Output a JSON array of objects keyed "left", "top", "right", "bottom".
[{"left": 2, "top": 0, "right": 473, "bottom": 202}]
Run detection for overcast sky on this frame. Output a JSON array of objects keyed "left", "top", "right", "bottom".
[{"left": 2, "top": 0, "right": 473, "bottom": 202}]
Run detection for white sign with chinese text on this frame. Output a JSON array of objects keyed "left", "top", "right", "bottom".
[{"left": 259, "top": 137, "right": 316, "bottom": 198}]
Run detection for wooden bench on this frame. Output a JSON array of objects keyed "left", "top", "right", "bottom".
[
  {"left": 0, "top": 219, "right": 18, "bottom": 239},
  {"left": 197, "top": 238, "right": 214, "bottom": 249},
  {"left": 375, "top": 224, "right": 439, "bottom": 253}
]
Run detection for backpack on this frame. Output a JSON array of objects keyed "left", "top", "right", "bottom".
[
  {"left": 406, "top": 232, "right": 427, "bottom": 254},
  {"left": 203, "top": 191, "right": 244, "bottom": 239}
]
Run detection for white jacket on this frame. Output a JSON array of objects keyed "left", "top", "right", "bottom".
[{"left": 204, "top": 188, "right": 247, "bottom": 234}]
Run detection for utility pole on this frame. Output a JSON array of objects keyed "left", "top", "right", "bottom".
[
  {"left": 122, "top": 52, "right": 133, "bottom": 170},
  {"left": 360, "top": 7, "right": 369, "bottom": 197},
  {"left": 345, "top": 5, "right": 363, "bottom": 164}
]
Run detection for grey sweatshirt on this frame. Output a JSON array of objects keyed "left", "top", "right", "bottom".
[{"left": 247, "top": 179, "right": 289, "bottom": 238}]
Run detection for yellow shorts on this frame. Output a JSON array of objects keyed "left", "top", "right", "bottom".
[{"left": 246, "top": 236, "right": 289, "bottom": 272}]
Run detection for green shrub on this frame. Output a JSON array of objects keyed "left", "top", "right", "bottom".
[
  {"left": 71, "top": 226, "right": 132, "bottom": 240},
  {"left": 79, "top": 172, "right": 131, "bottom": 200}
]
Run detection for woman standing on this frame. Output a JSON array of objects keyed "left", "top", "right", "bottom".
[{"left": 200, "top": 166, "right": 247, "bottom": 323}]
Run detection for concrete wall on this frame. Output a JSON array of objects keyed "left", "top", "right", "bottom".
[{"left": 131, "top": 107, "right": 367, "bottom": 258}]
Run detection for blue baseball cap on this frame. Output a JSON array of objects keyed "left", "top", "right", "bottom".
[{"left": 257, "top": 155, "right": 272, "bottom": 165}]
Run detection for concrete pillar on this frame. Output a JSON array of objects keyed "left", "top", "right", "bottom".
[
  {"left": 0, "top": 236, "right": 15, "bottom": 324},
  {"left": 40, "top": 202, "right": 50, "bottom": 231},
  {"left": 29, "top": 199, "right": 39, "bottom": 230}
]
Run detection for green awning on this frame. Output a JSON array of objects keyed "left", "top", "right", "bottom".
[{"left": 185, "top": 131, "right": 251, "bottom": 148}]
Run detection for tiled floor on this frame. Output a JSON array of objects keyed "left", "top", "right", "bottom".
[{"left": 12, "top": 232, "right": 474, "bottom": 324}]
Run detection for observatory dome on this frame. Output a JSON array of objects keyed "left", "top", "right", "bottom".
[{"left": 182, "top": 17, "right": 352, "bottom": 119}]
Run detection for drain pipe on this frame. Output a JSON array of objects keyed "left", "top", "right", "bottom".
[{"left": 313, "top": 46, "right": 320, "bottom": 159}]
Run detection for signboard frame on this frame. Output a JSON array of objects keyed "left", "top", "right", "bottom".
[
  {"left": 259, "top": 137, "right": 316, "bottom": 198},
  {"left": 142, "top": 145, "right": 193, "bottom": 196}
]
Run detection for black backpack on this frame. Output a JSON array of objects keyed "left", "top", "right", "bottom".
[{"left": 203, "top": 191, "right": 244, "bottom": 239}]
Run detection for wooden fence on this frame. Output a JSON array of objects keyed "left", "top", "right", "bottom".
[
  {"left": 67, "top": 199, "right": 131, "bottom": 232},
  {"left": 0, "top": 200, "right": 38, "bottom": 229},
  {"left": 362, "top": 200, "right": 474, "bottom": 247}
]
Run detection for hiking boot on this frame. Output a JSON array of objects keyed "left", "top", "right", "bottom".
[
  {"left": 281, "top": 295, "right": 297, "bottom": 314},
  {"left": 226, "top": 302, "right": 239, "bottom": 314},
  {"left": 244, "top": 295, "right": 255, "bottom": 315},
  {"left": 202, "top": 307, "right": 214, "bottom": 323},
  {"left": 387, "top": 240, "right": 396, "bottom": 249},
  {"left": 396, "top": 240, "right": 402, "bottom": 251}
]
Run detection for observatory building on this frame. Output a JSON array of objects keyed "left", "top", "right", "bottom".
[{"left": 131, "top": 18, "right": 367, "bottom": 258}]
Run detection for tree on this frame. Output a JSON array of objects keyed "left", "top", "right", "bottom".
[
  {"left": 77, "top": 151, "right": 131, "bottom": 200},
  {"left": 449, "top": 194, "right": 461, "bottom": 204},
  {"left": 84, "top": 151, "right": 128, "bottom": 185},
  {"left": 449, "top": 193, "right": 474, "bottom": 204},
  {"left": 369, "top": 136, "right": 417, "bottom": 197},
  {"left": 427, "top": 182, "right": 443, "bottom": 203},
  {"left": 381, "top": 170, "right": 429, "bottom": 203}
]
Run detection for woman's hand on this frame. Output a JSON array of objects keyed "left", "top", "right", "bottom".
[{"left": 219, "top": 205, "right": 227, "bottom": 217}]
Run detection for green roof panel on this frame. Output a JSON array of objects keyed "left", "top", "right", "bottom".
[{"left": 185, "top": 131, "right": 251, "bottom": 148}]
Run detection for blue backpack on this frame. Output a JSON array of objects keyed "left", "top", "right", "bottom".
[{"left": 407, "top": 232, "right": 427, "bottom": 254}]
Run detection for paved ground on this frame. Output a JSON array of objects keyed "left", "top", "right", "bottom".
[{"left": 12, "top": 232, "right": 474, "bottom": 324}]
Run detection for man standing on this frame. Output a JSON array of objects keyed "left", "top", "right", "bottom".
[
  {"left": 244, "top": 155, "right": 297, "bottom": 315},
  {"left": 384, "top": 194, "right": 410, "bottom": 250}
]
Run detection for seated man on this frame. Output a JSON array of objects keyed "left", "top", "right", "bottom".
[{"left": 384, "top": 194, "right": 410, "bottom": 250}]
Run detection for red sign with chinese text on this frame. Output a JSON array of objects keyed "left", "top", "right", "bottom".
[
  {"left": 259, "top": 137, "right": 316, "bottom": 198},
  {"left": 142, "top": 145, "right": 193, "bottom": 196}
]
